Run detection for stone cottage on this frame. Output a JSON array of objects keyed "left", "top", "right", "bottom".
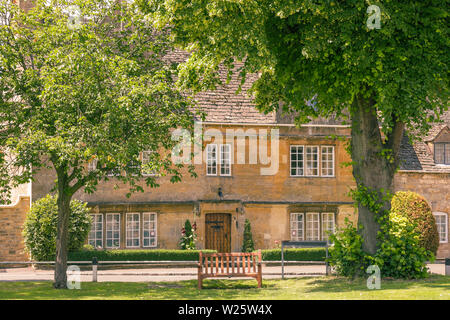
[{"left": 0, "top": 1, "right": 448, "bottom": 261}]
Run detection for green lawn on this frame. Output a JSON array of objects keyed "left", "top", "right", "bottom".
[{"left": 0, "top": 276, "right": 449, "bottom": 300}]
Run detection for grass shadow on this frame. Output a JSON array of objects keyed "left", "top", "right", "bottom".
[{"left": 303, "top": 275, "right": 450, "bottom": 294}]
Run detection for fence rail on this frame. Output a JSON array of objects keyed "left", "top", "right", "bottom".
[{"left": 0, "top": 260, "right": 326, "bottom": 265}]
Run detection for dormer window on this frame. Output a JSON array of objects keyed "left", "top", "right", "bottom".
[{"left": 434, "top": 143, "right": 450, "bottom": 165}]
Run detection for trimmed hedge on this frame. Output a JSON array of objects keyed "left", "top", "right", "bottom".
[
  {"left": 260, "top": 248, "right": 326, "bottom": 261},
  {"left": 68, "top": 248, "right": 326, "bottom": 262},
  {"left": 68, "top": 249, "right": 216, "bottom": 261}
]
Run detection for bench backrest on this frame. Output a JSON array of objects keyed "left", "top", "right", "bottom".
[{"left": 199, "top": 251, "right": 261, "bottom": 276}]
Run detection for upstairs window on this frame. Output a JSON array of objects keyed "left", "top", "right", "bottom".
[
  {"left": 290, "top": 145, "right": 335, "bottom": 177},
  {"left": 206, "top": 144, "right": 217, "bottom": 175},
  {"left": 435, "top": 143, "right": 450, "bottom": 165},
  {"left": 0, "top": 5, "right": 10, "bottom": 26},
  {"left": 206, "top": 144, "right": 231, "bottom": 176},
  {"left": 305, "top": 146, "right": 319, "bottom": 176},
  {"left": 220, "top": 144, "right": 231, "bottom": 176},
  {"left": 290, "top": 146, "right": 304, "bottom": 176},
  {"left": 321, "top": 146, "right": 335, "bottom": 177},
  {"left": 87, "top": 158, "right": 97, "bottom": 172}
]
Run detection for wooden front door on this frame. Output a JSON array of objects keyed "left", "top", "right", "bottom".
[{"left": 205, "top": 213, "right": 231, "bottom": 252}]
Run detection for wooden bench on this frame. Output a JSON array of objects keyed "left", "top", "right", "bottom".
[{"left": 198, "top": 251, "right": 262, "bottom": 289}]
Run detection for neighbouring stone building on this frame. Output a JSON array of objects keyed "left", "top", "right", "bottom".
[{"left": 0, "top": 1, "right": 448, "bottom": 261}]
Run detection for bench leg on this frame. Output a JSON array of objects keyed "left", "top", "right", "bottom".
[
  {"left": 256, "top": 275, "right": 262, "bottom": 288},
  {"left": 257, "top": 265, "right": 262, "bottom": 288},
  {"left": 198, "top": 276, "right": 203, "bottom": 290}
]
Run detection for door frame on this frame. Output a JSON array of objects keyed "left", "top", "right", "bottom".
[{"left": 204, "top": 213, "right": 232, "bottom": 252}]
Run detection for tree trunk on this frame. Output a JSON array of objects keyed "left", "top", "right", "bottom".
[
  {"left": 350, "top": 94, "right": 402, "bottom": 255},
  {"left": 53, "top": 170, "right": 72, "bottom": 289}
]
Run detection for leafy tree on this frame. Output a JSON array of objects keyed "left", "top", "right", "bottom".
[
  {"left": 0, "top": 0, "right": 197, "bottom": 288},
  {"left": 141, "top": 0, "right": 448, "bottom": 256},
  {"left": 242, "top": 219, "right": 255, "bottom": 252}
]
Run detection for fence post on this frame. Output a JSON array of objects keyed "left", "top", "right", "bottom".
[
  {"left": 281, "top": 241, "right": 285, "bottom": 280},
  {"left": 446, "top": 258, "right": 450, "bottom": 276},
  {"left": 92, "top": 257, "right": 98, "bottom": 282},
  {"left": 325, "top": 241, "right": 330, "bottom": 276}
]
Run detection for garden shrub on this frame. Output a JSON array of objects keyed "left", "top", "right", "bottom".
[
  {"left": 328, "top": 215, "right": 434, "bottom": 279},
  {"left": 391, "top": 191, "right": 439, "bottom": 256},
  {"left": 68, "top": 249, "right": 216, "bottom": 261},
  {"left": 242, "top": 219, "right": 255, "bottom": 252},
  {"left": 23, "top": 194, "right": 91, "bottom": 261},
  {"left": 327, "top": 219, "right": 369, "bottom": 278},
  {"left": 373, "top": 212, "right": 433, "bottom": 279}
]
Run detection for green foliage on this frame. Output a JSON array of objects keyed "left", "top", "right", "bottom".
[
  {"left": 68, "top": 249, "right": 216, "bottom": 261},
  {"left": 260, "top": 248, "right": 326, "bottom": 261},
  {"left": 374, "top": 212, "right": 434, "bottom": 279},
  {"left": 328, "top": 219, "right": 369, "bottom": 278},
  {"left": 350, "top": 185, "right": 393, "bottom": 215},
  {"left": 328, "top": 215, "right": 434, "bottom": 279},
  {"left": 143, "top": 0, "right": 448, "bottom": 135},
  {"left": 179, "top": 220, "right": 197, "bottom": 250},
  {"left": 0, "top": 0, "right": 198, "bottom": 203},
  {"left": 391, "top": 191, "right": 439, "bottom": 256},
  {"left": 23, "top": 195, "right": 91, "bottom": 261},
  {"left": 241, "top": 219, "right": 255, "bottom": 252}
]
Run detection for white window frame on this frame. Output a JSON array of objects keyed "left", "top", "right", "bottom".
[
  {"left": 305, "top": 146, "right": 319, "bottom": 177},
  {"left": 206, "top": 144, "right": 218, "bottom": 176},
  {"left": 105, "top": 213, "right": 121, "bottom": 249},
  {"left": 0, "top": 6, "right": 10, "bottom": 26},
  {"left": 143, "top": 212, "right": 157, "bottom": 248},
  {"left": 87, "top": 158, "right": 97, "bottom": 172},
  {"left": 321, "top": 212, "right": 335, "bottom": 241},
  {"left": 106, "top": 165, "right": 121, "bottom": 177},
  {"left": 88, "top": 214, "right": 103, "bottom": 248},
  {"left": 306, "top": 212, "right": 320, "bottom": 241},
  {"left": 126, "top": 213, "right": 140, "bottom": 248},
  {"left": 434, "top": 143, "right": 450, "bottom": 165},
  {"left": 433, "top": 212, "right": 448, "bottom": 243},
  {"left": 219, "top": 144, "right": 232, "bottom": 176},
  {"left": 141, "top": 150, "right": 158, "bottom": 176},
  {"left": 321, "top": 146, "right": 335, "bottom": 177},
  {"left": 290, "top": 145, "right": 304, "bottom": 177},
  {"left": 290, "top": 213, "right": 304, "bottom": 241}
]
